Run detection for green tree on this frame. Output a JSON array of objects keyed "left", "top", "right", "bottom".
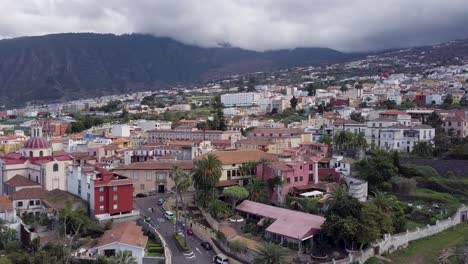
[
  {"left": 426, "top": 112, "right": 443, "bottom": 129},
  {"left": 318, "top": 134, "right": 333, "bottom": 146},
  {"left": 68, "top": 121, "right": 86, "bottom": 133},
  {"left": 443, "top": 94, "right": 453, "bottom": 105},
  {"left": 382, "top": 99, "right": 397, "bottom": 109},
  {"left": 253, "top": 242, "right": 289, "bottom": 264},
  {"left": 306, "top": 83, "right": 316, "bottom": 96},
  {"left": 411, "top": 141, "right": 434, "bottom": 158},
  {"left": 170, "top": 166, "right": 192, "bottom": 246},
  {"left": 246, "top": 178, "right": 269, "bottom": 203},
  {"left": 223, "top": 186, "right": 249, "bottom": 214},
  {"left": 333, "top": 130, "right": 355, "bottom": 150},
  {"left": 340, "top": 84, "right": 348, "bottom": 93},
  {"left": 356, "top": 150, "right": 399, "bottom": 191},
  {"left": 350, "top": 111, "right": 365, "bottom": 123},
  {"left": 193, "top": 154, "right": 222, "bottom": 203},
  {"left": 112, "top": 250, "right": 137, "bottom": 264},
  {"left": 290, "top": 96, "right": 298, "bottom": 109},
  {"left": 207, "top": 200, "right": 230, "bottom": 219},
  {"left": 0, "top": 227, "right": 16, "bottom": 250}
]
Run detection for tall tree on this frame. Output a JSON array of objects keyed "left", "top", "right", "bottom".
[
  {"left": 426, "top": 112, "right": 443, "bottom": 129},
  {"left": 306, "top": 83, "right": 316, "bottom": 96},
  {"left": 193, "top": 154, "right": 222, "bottom": 202},
  {"left": 290, "top": 96, "right": 298, "bottom": 109},
  {"left": 223, "top": 186, "right": 249, "bottom": 215},
  {"left": 170, "top": 166, "right": 192, "bottom": 245},
  {"left": 253, "top": 242, "right": 289, "bottom": 264}
]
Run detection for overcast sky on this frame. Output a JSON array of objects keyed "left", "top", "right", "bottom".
[{"left": 2, "top": 0, "right": 468, "bottom": 52}]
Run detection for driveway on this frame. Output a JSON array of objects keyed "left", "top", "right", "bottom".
[{"left": 135, "top": 196, "right": 215, "bottom": 264}]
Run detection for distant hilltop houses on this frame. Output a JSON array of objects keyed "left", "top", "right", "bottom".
[{"left": 0, "top": 44, "right": 467, "bottom": 264}]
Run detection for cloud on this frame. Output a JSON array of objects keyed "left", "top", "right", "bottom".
[{"left": 1, "top": 0, "right": 468, "bottom": 52}]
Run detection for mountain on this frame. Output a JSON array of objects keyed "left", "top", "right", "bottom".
[{"left": 0, "top": 33, "right": 358, "bottom": 107}]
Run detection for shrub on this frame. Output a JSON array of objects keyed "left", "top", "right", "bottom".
[
  {"left": 391, "top": 177, "right": 416, "bottom": 194},
  {"left": 228, "top": 240, "right": 247, "bottom": 253},
  {"left": 215, "top": 230, "right": 226, "bottom": 242},
  {"left": 244, "top": 232, "right": 253, "bottom": 239},
  {"left": 174, "top": 235, "right": 191, "bottom": 252},
  {"left": 400, "top": 164, "right": 440, "bottom": 178}
]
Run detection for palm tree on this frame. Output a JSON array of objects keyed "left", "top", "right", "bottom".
[
  {"left": 239, "top": 161, "right": 258, "bottom": 177},
  {"left": 112, "top": 250, "right": 137, "bottom": 264},
  {"left": 170, "top": 166, "right": 192, "bottom": 246},
  {"left": 253, "top": 242, "right": 289, "bottom": 264},
  {"left": 193, "top": 154, "right": 222, "bottom": 201},
  {"left": 246, "top": 178, "right": 269, "bottom": 203}
]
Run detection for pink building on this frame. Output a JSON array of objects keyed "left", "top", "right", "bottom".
[{"left": 257, "top": 160, "right": 318, "bottom": 204}]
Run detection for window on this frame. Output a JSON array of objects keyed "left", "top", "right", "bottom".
[
  {"left": 39, "top": 151, "right": 43, "bottom": 157},
  {"left": 113, "top": 186, "right": 118, "bottom": 191},
  {"left": 100, "top": 187, "right": 104, "bottom": 192},
  {"left": 140, "top": 184, "right": 145, "bottom": 190},
  {"left": 299, "top": 176, "right": 303, "bottom": 181},
  {"left": 29, "top": 151, "right": 33, "bottom": 157},
  {"left": 309, "top": 164, "right": 313, "bottom": 170},
  {"left": 133, "top": 174, "right": 139, "bottom": 180},
  {"left": 146, "top": 173, "right": 152, "bottom": 181},
  {"left": 113, "top": 194, "right": 118, "bottom": 201},
  {"left": 458, "top": 122, "right": 461, "bottom": 127},
  {"left": 286, "top": 178, "right": 290, "bottom": 183},
  {"left": 372, "top": 123, "right": 375, "bottom": 127},
  {"left": 227, "top": 171, "right": 231, "bottom": 177},
  {"left": 379, "top": 123, "right": 382, "bottom": 127},
  {"left": 53, "top": 163, "right": 59, "bottom": 171},
  {"left": 299, "top": 166, "right": 303, "bottom": 170},
  {"left": 99, "top": 205, "right": 104, "bottom": 211},
  {"left": 99, "top": 196, "right": 104, "bottom": 202},
  {"left": 36, "top": 176, "right": 39, "bottom": 183},
  {"left": 232, "top": 164, "right": 236, "bottom": 167},
  {"left": 29, "top": 200, "right": 34, "bottom": 206},
  {"left": 294, "top": 177, "right": 298, "bottom": 182},
  {"left": 113, "top": 204, "right": 118, "bottom": 210},
  {"left": 35, "top": 200, "right": 40, "bottom": 205},
  {"left": 17, "top": 201, "right": 23, "bottom": 207}
]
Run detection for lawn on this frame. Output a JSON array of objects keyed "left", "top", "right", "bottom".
[{"left": 387, "top": 222, "right": 468, "bottom": 264}]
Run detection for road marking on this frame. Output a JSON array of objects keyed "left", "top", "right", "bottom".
[
  {"left": 183, "top": 251, "right": 194, "bottom": 256},
  {"left": 195, "top": 247, "right": 202, "bottom": 255}
]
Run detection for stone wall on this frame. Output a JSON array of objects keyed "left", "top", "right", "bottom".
[{"left": 326, "top": 205, "right": 468, "bottom": 264}]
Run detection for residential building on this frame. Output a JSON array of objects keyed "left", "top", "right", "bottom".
[
  {"left": 123, "top": 142, "right": 195, "bottom": 165},
  {"left": 111, "top": 125, "right": 131, "bottom": 137},
  {"left": 441, "top": 109, "right": 468, "bottom": 137},
  {"left": 67, "top": 165, "right": 137, "bottom": 222},
  {"left": 92, "top": 221, "right": 148, "bottom": 264},
  {"left": 136, "top": 120, "right": 172, "bottom": 131},
  {"left": 220, "top": 92, "right": 261, "bottom": 107},
  {"left": 246, "top": 128, "right": 303, "bottom": 154},
  {"left": 146, "top": 128, "right": 241, "bottom": 145},
  {"left": 169, "top": 104, "right": 191, "bottom": 111},
  {"left": 12, "top": 187, "right": 48, "bottom": 215},
  {"left": 113, "top": 161, "right": 193, "bottom": 194},
  {"left": 3, "top": 174, "right": 42, "bottom": 195}
]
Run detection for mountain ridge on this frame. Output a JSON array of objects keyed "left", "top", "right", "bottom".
[{"left": 0, "top": 33, "right": 360, "bottom": 107}]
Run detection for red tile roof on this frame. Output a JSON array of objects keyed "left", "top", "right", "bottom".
[
  {"left": 5, "top": 175, "right": 40, "bottom": 187},
  {"left": 114, "top": 161, "right": 194, "bottom": 171},
  {"left": 12, "top": 187, "right": 48, "bottom": 200},
  {"left": 0, "top": 195, "right": 13, "bottom": 211},
  {"left": 236, "top": 200, "right": 325, "bottom": 240},
  {"left": 96, "top": 221, "right": 148, "bottom": 248}
]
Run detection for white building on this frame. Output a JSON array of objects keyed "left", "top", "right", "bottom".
[
  {"left": 92, "top": 221, "right": 148, "bottom": 264},
  {"left": 136, "top": 120, "right": 172, "bottom": 131},
  {"left": 111, "top": 125, "right": 130, "bottom": 137},
  {"left": 425, "top": 94, "right": 443, "bottom": 105},
  {"left": 221, "top": 92, "right": 261, "bottom": 107},
  {"left": 169, "top": 104, "right": 191, "bottom": 111}
]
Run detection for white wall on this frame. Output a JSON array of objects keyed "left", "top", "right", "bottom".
[{"left": 97, "top": 243, "right": 145, "bottom": 264}]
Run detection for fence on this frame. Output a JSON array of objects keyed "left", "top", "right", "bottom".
[
  {"left": 137, "top": 218, "right": 171, "bottom": 264},
  {"left": 325, "top": 205, "right": 468, "bottom": 264}
]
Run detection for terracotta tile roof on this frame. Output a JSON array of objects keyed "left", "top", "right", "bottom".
[
  {"left": 114, "top": 161, "right": 193, "bottom": 171},
  {"left": 250, "top": 127, "right": 303, "bottom": 135},
  {"left": 235, "top": 138, "right": 272, "bottom": 145},
  {"left": 268, "top": 162, "right": 293, "bottom": 172},
  {"left": 236, "top": 200, "right": 325, "bottom": 240},
  {"left": 381, "top": 109, "right": 406, "bottom": 115},
  {"left": 5, "top": 175, "right": 41, "bottom": 187},
  {"left": 0, "top": 195, "right": 13, "bottom": 211},
  {"left": 96, "top": 221, "right": 148, "bottom": 248},
  {"left": 195, "top": 150, "right": 277, "bottom": 165},
  {"left": 12, "top": 187, "right": 48, "bottom": 200}
]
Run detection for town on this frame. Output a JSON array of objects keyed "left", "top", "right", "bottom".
[{"left": 0, "top": 40, "right": 468, "bottom": 264}]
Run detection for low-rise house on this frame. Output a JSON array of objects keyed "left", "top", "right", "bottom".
[
  {"left": 441, "top": 109, "right": 468, "bottom": 137},
  {"left": 3, "top": 174, "right": 42, "bottom": 195},
  {"left": 92, "top": 221, "right": 148, "bottom": 264},
  {"left": 12, "top": 187, "right": 48, "bottom": 216},
  {"left": 236, "top": 200, "right": 325, "bottom": 251},
  {"left": 146, "top": 128, "right": 241, "bottom": 146},
  {"left": 246, "top": 128, "right": 304, "bottom": 154}
]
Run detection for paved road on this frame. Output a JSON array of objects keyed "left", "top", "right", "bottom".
[{"left": 135, "top": 196, "right": 214, "bottom": 264}]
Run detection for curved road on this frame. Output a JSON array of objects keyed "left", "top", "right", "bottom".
[{"left": 135, "top": 196, "right": 215, "bottom": 264}]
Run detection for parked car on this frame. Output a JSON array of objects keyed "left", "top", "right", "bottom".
[
  {"left": 164, "top": 211, "right": 174, "bottom": 220},
  {"left": 186, "top": 228, "right": 193, "bottom": 236},
  {"left": 201, "top": 241, "right": 212, "bottom": 250},
  {"left": 136, "top": 193, "right": 147, "bottom": 198},
  {"left": 213, "top": 254, "right": 229, "bottom": 264},
  {"left": 144, "top": 216, "right": 151, "bottom": 222},
  {"left": 157, "top": 198, "right": 165, "bottom": 205}
]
